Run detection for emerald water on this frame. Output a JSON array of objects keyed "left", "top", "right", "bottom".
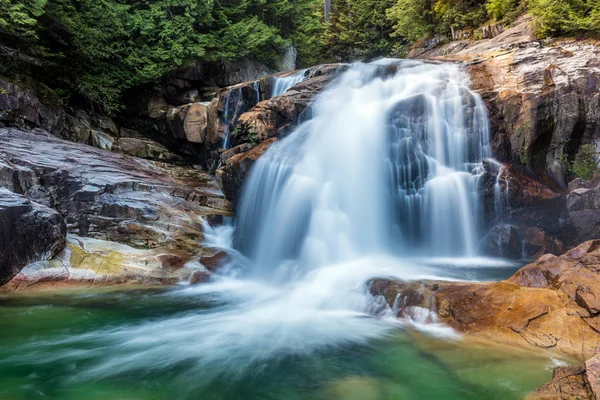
[
  {"left": 0, "top": 286, "right": 563, "bottom": 400},
  {"left": 0, "top": 60, "right": 566, "bottom": 400}
]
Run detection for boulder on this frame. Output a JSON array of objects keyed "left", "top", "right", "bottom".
[
  {"left": 371, "top": 240, "right": 600, "bottom": 360},
  {"left": 522, "top": 226, "right": 565, "bottom": 259},
  {"left": 0, "top": 188, "right": 66, "bottom": 285},
  {"left": 479, "top": 225, "right": 523, "bottom": 259},
  {"left": 166, "top": 102, "right": 210, "bottom": 144},
  {"left": 117, "top": 137, "right": 183, "bottom": 162},
  {"left": 0, "top": 128, "right": 232, "bottom": 259},
  {"left": 2, "top": 235, "right": 194, "bottom": 290},
  {"left": 62, "top": 109, "right": 119, "bottom": 151},
  {"left": 199, "top": 251, "right": 229, "bottom": 272},
  {"left": 0, "top": 77, "right": 64, "bottom": 135},
  {"left": 217, "top": 138, "right": 278, "bottom": 203},
  {"left": 189, "top": 270, "right": 210, "bottom": 285}
]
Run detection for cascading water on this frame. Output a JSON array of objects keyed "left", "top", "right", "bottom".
[
  {"left": 222, "top": 87, "right": 243, "bottom": 149},
  {"left": 235, "top": 60, "right": 492, "bottom": 281},
  {"left": 12, "top": 60, "right": 517, "bottom": 386},
  {"left": 271, "top": 69, "right": 308, "bottom": 97}
]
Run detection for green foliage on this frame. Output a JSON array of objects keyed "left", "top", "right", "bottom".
[
  {"left": 486, "top": 0, "right": 517, "bottom": 20},
  {"left": 570, "top": 144, "right": 599, "bottom": 180},
  {"left": 387, "top": 0, "right": 433, "bottom": 42},
  {"left": 529, "top": 0, "right": 600, "bottom": 37},
  {"left": 520, "top": 146, "right": 528, "bottom": 166},
  {"left": 0, "top": 0, "right": 46, "bottom": 37},
  {"left": 0, "top": 0, "right": 326, "bottom": 114},
  {"left": 325, "top": 0, "right": 397, "bottom": 61}
]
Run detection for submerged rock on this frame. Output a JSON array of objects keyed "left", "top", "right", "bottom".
[
  {"left": 527, "top": 352, "right": 600, "bottom": 399},
  {"left": 0, "top": 189, "right": 66, "bottom": 285}
]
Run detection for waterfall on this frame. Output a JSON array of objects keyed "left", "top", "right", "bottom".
[
  {"left": 234, "top": 60, "right": 492, "bottom": 281},
  {"left": 271, "top": 70, "right": 308, "bottom": 97},
  {"left": 21, "top": 60, "right": 504, "bottom": 382},
  {"left": 222, "top": 87, "right": 243, "bottom": 149}
]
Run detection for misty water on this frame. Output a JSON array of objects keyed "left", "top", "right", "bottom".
[{"left": 0, "top": 60, "right": 565, "bottom": 399}]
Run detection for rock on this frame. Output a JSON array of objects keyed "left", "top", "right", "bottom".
[
  {"left": 479, "top": 225, "right": 523, "bottom": 259},
  {"left": 189, "top": 270, "right": 210, "bottom": 285},
  {"left": 215, "top": 64, "right": 347, "bottom": 203},
  {"left": 0, "top": 77, "right": 64, "bottom": 135},
  {"left": 419, "top": 16, "right": 600, "bottom": 192},
  {"left": 166, "top": 102, "right": 210, "bottom": 144},
  {"left": 560, "top": 186, "right": 600, "bottom": 246},
  {"left": 217, "top": 138, "right": 278, "bottom": 203},
  {"left": 199, "top": 251, "right": 229, "bottom": 272},
  {"left": 371, "top": 241, "right": 600, "bottom": 359},
  {"left": 527, "top": 362, "right": 594, "bottom": 399},
  {"left": 145, "top": 91, "right": 170, "bottom": 119},
  {"left": 0, "top": 128, "right": 232, "bottom": 260},
  {"left": 522, "top": 226, "right": 565, "bottom": 259},
  {"left": 62, "top": 110, "right": 119, "bottom": 151},
  {"left": 117, "top": 137, "right": 183, "bottom": 162},
  {"left": 2, "top": 235, "right": 190, "bottom": 290},
  {"left": 0, "top": 188, "right": 66, "bottom": 285},
  {"left": 370, "top": 277, "right": 600, "bottom": 360},
  {"left": 527, "top": 350, "right": 600, "bottom": 400}
]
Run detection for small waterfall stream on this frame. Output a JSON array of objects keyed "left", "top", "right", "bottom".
[{"left": 271, "top": 69, "right": 308, "bottom": 97}]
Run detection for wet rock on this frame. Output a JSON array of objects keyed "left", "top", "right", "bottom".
[
  {"left": 421, "top": 16, "right": 600, "bottom": 191},
  {"left": 527, "top": 351, "right": 600, "bottom": 400},
  {"left": 2, "top": 235, "right": 188, "bottom": 290},
  {"left": 479, "top": 225, "right": 523, "bottom": 259},
  {"left": 371, "top": 241, "right": 600, "bottom": 359},
  {"left": 0, "top": 188, "right": 66, "bottom": 285},
  {"left": 189, "top": 270, "right": 210, "bottom": 285},
  {"left": 217, "top": 138, "right": 278, "bottom": 203},
  {"left": 199, "top": 251, "right": 229, "bottom": 272},
  {"left": 215, "top": 64, "right": 347, "bottom": 203},
  {"left": 0, "top": 128, "right": 232, "bottom": 260}
]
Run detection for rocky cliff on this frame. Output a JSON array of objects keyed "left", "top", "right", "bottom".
[{"left": 408, "top": 16, "right": 600, "bottom": 250}]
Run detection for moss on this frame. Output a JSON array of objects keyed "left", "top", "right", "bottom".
[
  {"left": 571, "top": 144, "right": 599, "bottom": 180},
  {"left": 520, "top": 146, "right": 528, "bottom": 166},
  {"left": 68, "top": 243, "right": 127, "bottom": 274}
]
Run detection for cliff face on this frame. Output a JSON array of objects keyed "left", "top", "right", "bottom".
[{"left": 410, "top": 16, "right": 600, "bottom": 249}]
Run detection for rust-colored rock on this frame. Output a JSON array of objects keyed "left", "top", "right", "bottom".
[
  {"left": 371, "top": 240, "right": 600, "bottom": 360},
  {"left": 217, "top": 138, "right": 278, "bottom": 203},
  {"left": 200, "top": 251, "right": 229, "bottom": 272},
  {"left": 189, "top": 270, "right": 210, "bottom": 285}
]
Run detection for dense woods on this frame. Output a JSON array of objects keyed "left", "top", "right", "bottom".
[{"left": 1, "top": 0, "right": 599, "bottom": 114}]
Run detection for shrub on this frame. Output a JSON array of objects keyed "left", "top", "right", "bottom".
[{"left": 570, "top": 144, "right": 599, "bottom": 180}]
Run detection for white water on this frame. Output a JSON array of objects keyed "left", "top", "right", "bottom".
[
  {"left": 17, "top": 60, "right": 512, "bottom": 383},
  {"left": 271, "top": 69, "right": 308, "bottom": 97}
]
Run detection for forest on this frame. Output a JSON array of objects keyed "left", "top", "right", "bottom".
[{"left": 1, "top": 0, "right": 599, "bottom": 114}]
